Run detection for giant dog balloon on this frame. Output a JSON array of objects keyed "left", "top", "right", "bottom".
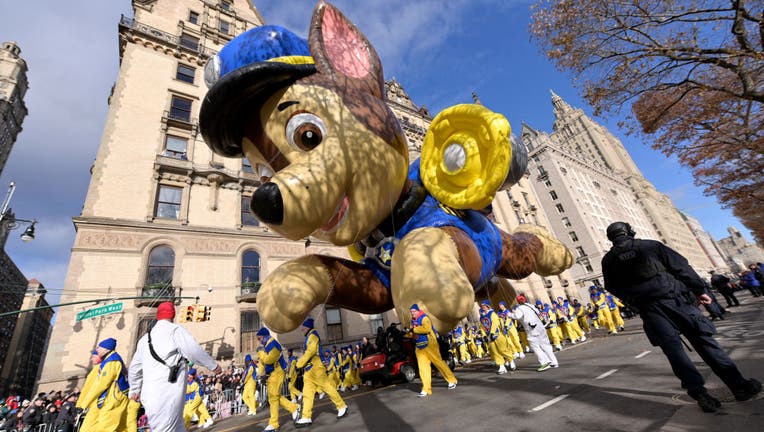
[{"left": 200, "top": 1, "right": 574, "bottom": 333}]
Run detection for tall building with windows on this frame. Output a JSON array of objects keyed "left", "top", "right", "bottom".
[
  {"left": 0, "top": 41, "right": 28, "bottom": 176},
  {"left": 682, "top": 213, "right": 730, "bottom": 274},
  {"left": 0, "top": 279, "right": 52, "bottom": 399},
  {"left": 523, "top": 91, "right": 716, "bottom": 288},
  {"left": 716, "top": 226, "right": 764, "bottom": 272}
]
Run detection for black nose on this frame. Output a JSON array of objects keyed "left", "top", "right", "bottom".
[{"left": 251, "top": 182, "right": 283, "bottom": 225}]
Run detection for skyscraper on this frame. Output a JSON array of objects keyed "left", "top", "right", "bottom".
[
  {"left": 524, "top": 91, "right": 715, "bottom": 287},
  {"left": 0, "top": 41, "right": 28, "bottom": 176}
]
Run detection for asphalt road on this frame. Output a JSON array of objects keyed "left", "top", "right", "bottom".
[{"left": 208, "top": 292, "right": 764, "bottom": 432}]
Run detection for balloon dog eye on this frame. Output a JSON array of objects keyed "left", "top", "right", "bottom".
[{"left": 285, "top": 113, "right": 326, "bottom": 151}]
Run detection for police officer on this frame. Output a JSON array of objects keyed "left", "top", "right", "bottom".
[
  {"left": 55, "top": 393, "right": 77, "bottom": 432},
  {"left": 602, "top": 221, "right": 761, "bottom": 412}
]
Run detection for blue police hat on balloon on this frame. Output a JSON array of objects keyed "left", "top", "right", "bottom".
[{"left": 200, "top": 25, "right": 316, "bottom": 158}]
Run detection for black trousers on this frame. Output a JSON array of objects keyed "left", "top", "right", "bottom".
[
  {"left": 718, "top": 289, "right": 740, "bottom": 307},
  {"left": 641, "top": 299, "right": 746, "bottom": 395}
]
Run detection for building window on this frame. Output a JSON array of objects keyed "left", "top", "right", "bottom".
[
  {"left": 188, "top": 11, "right": 199, "bottom": 24},
  {"left": 544, "top": 179, "right": 552, "bottom": 188},
  {"left": 242, "top": 157, "right": 254, "bottom": 173},
  {"left": 550, "top": 191, "right": 558, "bottom": 200},
  {"left": 369, "top": 314, "right": 384, "bottom": 334},
  {"left": 155, "top": 185, "right": 182, "bottom": 219},
  {"left": 169, "top": 95, "right": 192, "bottom": 122},
  {"left": 135, "top": 316, "right": 157, "bottom": 349},
  {"left": 555, "top": 203, "right": 565, "bottom": 213},
  {"left": 179, "top": 33, "right": 199, "bottom": 51},
  {"left": 164, "top": 135, "right": 187, "bottom": 159},
  {"left": 241, "top": 196, "right": 259, "bottom": 226},
  {"left": 145, "top": 245, "right": 175, "bottom": 288},
  {"left": 562, "top": 216, "right": 571, "bottom": 227},
  {"left": 560, "top": 166, "right": 567, "bottom": 174},
  {"left": 240, "top": 310, "right": 260, "bottom": 353},
  {"left": 575, "top": 246, "right": 586, "bottom": 257},
  {"left": 585, "top": 264, "right": 594, "bottom": 272},
  {"left": 521, "top": 192, "right": 531, "bottom": 206},
  {"left": 569, "top": 231, "right": 579, "bottom": 242},
  {"left": 219, "top": 19, "right": 230, "bottom": 34},
  {"left": 593, "top": 181, "right": 601, "bottom": 188},
  {"left": 538, "top": 166, "right": 547, "bottom": 176},
  {"left": 241, "top": 250, "right": 260, "bottom": 295},
  {"left": 220, "top": 1, "right": 232, "bottom": 12},
  {"left": 326, "top": 308, "right": 343, "bottom": 341},
  {"left": 176, "top": 64, "right": 195, "bottom": 84}
]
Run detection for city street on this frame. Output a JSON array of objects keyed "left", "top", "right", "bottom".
[{"left": 210, "top": 293, "right": 764, "bottom": 432}]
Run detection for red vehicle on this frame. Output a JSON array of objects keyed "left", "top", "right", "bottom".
[
  {"left": 360, "top": 323, "right": 417, "bottom": 385},
  {"left": 360, "top": 323, "right": 455, "bottom": 386}
]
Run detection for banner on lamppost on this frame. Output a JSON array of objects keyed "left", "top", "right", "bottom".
[{"left": 76, "top": 302, "right": 123, "bottom": 322}]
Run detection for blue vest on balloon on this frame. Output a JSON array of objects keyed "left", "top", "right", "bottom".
[
  {"left": 98, "top": 352, "right": 129, "bottom": 409},
  {"left": 361, "top": 159, "right": 503, "bottom": 290}
]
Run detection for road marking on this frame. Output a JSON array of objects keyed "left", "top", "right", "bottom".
[
  {"left": 635, "top": 350, "right": 651, "bottom": 359},
  {"left": 530, "top": 394, "right": 569, "bottom": 412},
  {"left": 595, "top": 369, "right": 618, "bottom": 380}
]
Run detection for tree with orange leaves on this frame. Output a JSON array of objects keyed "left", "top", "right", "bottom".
[{"left": 530, "top": 0, "right": 763, "bottom": 243}]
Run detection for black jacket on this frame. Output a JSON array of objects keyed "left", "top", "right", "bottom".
[
  {"left": 22, "top": 406, "right": 42, "bottom": 427},
  {"left": 602, "top": 237, "right": 706, "bottom": 308},
  {"left": 55, "top": 401, "right": 75, "bottom": 426}
]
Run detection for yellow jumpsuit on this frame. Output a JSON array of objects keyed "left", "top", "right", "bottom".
[
  {"left": 78, "top": 353, "right": 129, "bottom": 432},
  {"left": 183, "top": 379, "right": 211, "bottom": 429},
  {"left": 296, "top": 329, "right": 346, "bottom": 419},
  {"left": 287, "top": 356, "right": 301, "bottom": 401},
  {"left": 467, "top": 329, "right": 483, "bottom": 358},
  {"left": 126, "top": 400, "right": 140, "bottom": 432},
  {"left": 587, "top": 304, "right": 599, "bottom": 329},
  {"left": 592, "top": 292, "right": 617, "bottom": 333},
  {"left": 327, "top": 354, "right": 340, "bottom": 390},
  {"left": 340, "top": 351, "right": 353, "bottom": 390},
  {"left": 575, "top": 303, "right": 591, "bottom": 333},
  {"left": 481, "top": 309, "right": 515, "bottom": 367},
  {"left": 453, "top": 327, "right": 471, "bottom": 363},
  {"left": 608, "top": 296, "right": 626, "bottom": 330},
  {"left": 77, "top": 367, "right": 100, "bottom": 432},
  {"left": 500, "top": 312, "right": 523, "bottom": 356},
  {"left": 409, "top": 313, "right": 457, "bottom": 395},
  {"left": 241, "top": 362, "right": 258, "bottom": 414},
  {"left": 259, "top": 337, "right": 299, "bottom": 429},
  {"left": 544, "top": 310, "right": 563, "bottom": 348},
  {"left": 351, "top": 350, "right": 362, "bottom": 387}
]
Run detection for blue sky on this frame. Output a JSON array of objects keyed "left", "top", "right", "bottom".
[{"left": 0, "top": 0, "right": 755, "bottom": 307}]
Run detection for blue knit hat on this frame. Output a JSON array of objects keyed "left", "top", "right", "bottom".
[
  {"left": 480, "top": 299, "right": 491, "bottom": 307},
  {"left": 189, "top": 368, "right": 197, "bottom": 376},
  {"left": 498, "top": 301, "right": 506, "bottom": 307},
  {"left": 245, "top": 354, "right": 252, "bottom": 363},
  {"left": 302, "top": 318, "right": 314, "bottom": 329},
  {"left": 98, "top": 338, "right": 117, "bottom": 351},
  {"left": 256, "top": 327, "right": 270, "bottom": 337},
  {"left": 409, "top": 304, "right": 420, "bottom": 311}
]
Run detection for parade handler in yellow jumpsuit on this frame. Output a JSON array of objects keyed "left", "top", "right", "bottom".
[
  {"left": 183, "top": 369, "right": 213, "bottom": 429},
  {"left": 77, "top": 350, "right": 102, "bottom": 432},
  {"left": 591, "top": 286, "right": 617, "bottom": 334},
  {"left": 479, "top": 300, "right": 516, "bottom": 374},
  {"left": 78, "top": 338, "right": 128, "bottom": 431},
  {"left": 255, "top": 327, "right": 300, "bottom": 431},
  {"left": 241, "top": 354, "right": 258, "bottom": 415},
  {"left": 607, "top": 294, "right": 626, "bottom": 331},
  {"left": 294, "top": 318, "right": 348, "bottom": 428},
  {"left": 407, "top": 304, "right": 458, "bottom": 397},
  {"left": 287, "top": 349, "right": 301, "bottom": 402}
]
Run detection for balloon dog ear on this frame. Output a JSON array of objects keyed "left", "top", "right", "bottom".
[{"left": 308, "top": 1, "right": 384, "bottom": 98}]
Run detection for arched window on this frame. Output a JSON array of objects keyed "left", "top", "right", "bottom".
[
  {"left": 145, "top": 245, "right": 175, "bottom": 288},
  {"left": 241, "top": 250, "right": 260, "bottom": 294}
]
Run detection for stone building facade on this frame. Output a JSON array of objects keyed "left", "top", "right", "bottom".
[
  {"left": 0, "top": 41, "right": 28, "bottom": 176},
  {"left": 523, "top": 91, "right": 716, "bottom": 287},
  {"left": 716, "top": 226, "right": 764, "bottom": 272},
  {"left": 682, "top": 213, "right": 731, "bottom": 275},
  {"left": 38, "top": 0, "right": 572, "bottom": 392}
]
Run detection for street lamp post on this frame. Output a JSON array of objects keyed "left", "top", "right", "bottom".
[{"left": 0, "top": 181, "right": 37, "bottom": 244}]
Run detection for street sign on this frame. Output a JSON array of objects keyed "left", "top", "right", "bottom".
[{"left": 76, "top": 303, "right": 123, "bottom": 322}]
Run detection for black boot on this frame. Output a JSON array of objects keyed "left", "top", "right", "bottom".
[
  {"left": 689, "top": 388, "right": 721, "bottom": 413},
  {"left": 733, "top": 379, "right": 762, "bottom": 402}
]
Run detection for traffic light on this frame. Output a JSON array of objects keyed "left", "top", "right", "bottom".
[
  {"left": 193, "top": 305, "right": 211, "bottom": 322},
  {"left": 182, "top": 305, "right": 195, "bottom": 323}
]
